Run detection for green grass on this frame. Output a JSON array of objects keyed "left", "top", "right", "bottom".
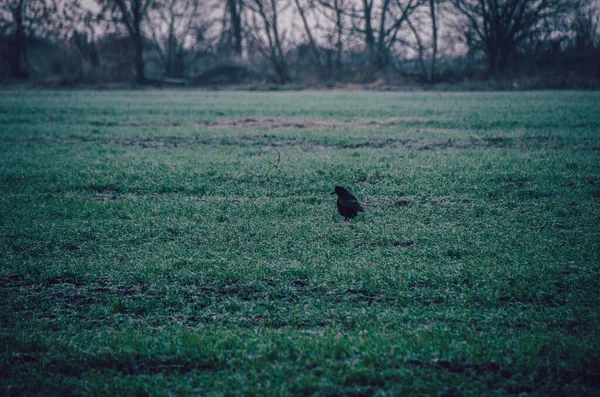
[{"left": 1, "top": 90, "right": 600, "bottom": 395}]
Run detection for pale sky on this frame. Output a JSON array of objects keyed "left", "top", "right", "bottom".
[{"left": 81, "top": 0, "right": 100, "bottom": 12}]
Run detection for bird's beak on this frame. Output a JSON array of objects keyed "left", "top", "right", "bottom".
[{"left": 330, "top": 191, "right": 335, "bottom": 195}]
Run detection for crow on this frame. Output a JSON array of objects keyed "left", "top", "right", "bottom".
[{"left": 331, "top": 186, "right": 364, "bottom": 220}]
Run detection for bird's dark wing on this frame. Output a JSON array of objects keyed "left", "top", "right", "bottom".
[{"left": 339, "top": 197, "right": 364, "bottom": 212}]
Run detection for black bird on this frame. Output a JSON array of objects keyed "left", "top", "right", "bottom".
[{"left": 331, "top": 186, "right": 364, "bottom": 220}]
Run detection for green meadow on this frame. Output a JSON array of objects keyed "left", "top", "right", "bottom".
[{"left": 1, "top": 90, "right": 599, "bottom": 395}]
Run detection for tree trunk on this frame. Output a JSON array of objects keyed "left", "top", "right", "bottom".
[
  {"left": 294, "top": 0, "right": 325, "bottom": 77},
  {"left": 484, "top": 38, "right": 498, "bottom": 76},
  {"left": 253, "top": 0, "right": 289, "bottom": 83},
  {"left": 167, "top": 20, "right": 177, "bottom": 77},
  {"left": 228, "top": 0, "right": 243, "bottom": 57},
  {"left": 362, "top": 0, "right": 375, "bottom": 70},
  {"left": 132, "top": 1, "right": 145, "bottom": 84},
  {"left": 487, "top": 45, "right": 509, "bottom": 77},
  {"left": 497, "top": 42, "right": 511, "bottom": 76},
  {"left": 334, "top": 0, "right": 343, "bottom": 74},
  {"left": 89, "top": 31, "right": 100, "bottom": 68},
  {"left": 270, "top": 0, "right": 289, "bottom": 83},
  {"left": 375, "top": 0, "right": 390, "bottom": 69},
  {"left": 406, "top": 17, "right": 427, "bottom": 81},
  {"left": 11, "top": 0, "right": 28, "bottom": 79},
  {"left": 134, "top": 32, "right": 145, "bottom": 83},
  {"left": 428, "top": 0, "right": 437, "bottom": 83}
]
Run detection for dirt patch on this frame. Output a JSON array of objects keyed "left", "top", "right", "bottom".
[
  {"left": 4, "top": 130, "right": 558, "bottom": 152},
  {"left": 394, "top": 241, "right": 415, "bottom": 248},
  {"left": 0, "top": 272, "right": 409, "bottom": 329},
  {"left": 89, "top": 120, "right": 183, "bottom": 127},
  {"left": 395, "top": 198, "right": 413, "bottom": 207},
  {"left": 111, "top": 135, "right": 297, "bottom": 149},
  {"left": 115, "top": 136, "right": 196, "bottom": 148},
  {"left": 212, "top": 118, "right": 311, "bottom": 129},
  {"left": 87, "top": 117, "right": 428, "bottom": 130},
  {"left": 110, "top": 134, "right": 417, "bottom": 150},
  {"left": 109, "top": 135, "right": 493, "bottom": 150},
  {"left": 122, "top": 121, "right": 183, "bottom": 127},
  {"left": 403, "top": 358, "right": 502, "bottom": 375},
  {"left": 482, "top": 135, "right": 551, "bottom": 148},
  {"left": 208, "top": 117, "right": 428, "bottom": 130}
]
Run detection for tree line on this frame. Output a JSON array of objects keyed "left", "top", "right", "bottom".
[{"left": 1, "top": 0, "right": 599, "bottom": 86}]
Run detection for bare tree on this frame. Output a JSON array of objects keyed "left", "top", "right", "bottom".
[
  {"left": 217, "top": 0, "right": 244, "bottom": 57},
  {"left": 361, "top": 0, "right": 375, "bottom": 66},
  {"left": 330, "top": 0, "right": 346, "bottom": 72},
  {"left": 246, "top": 0, "right": 290, "bottom": 83},
  {"left": 353, "top": 0, "right": 424, "bottom": 71},
  {"left": 571, "top": 1, "right": 599, "bottom": 51},
  {"left": 95, "top": 0, "right": 154, "bottom": 83},
  {"left": 405, "top": 0, "right": 441, "bottom": 82},
  {"left": 427, "top": 0, "right": 437, "bottom": 80},
  {"left": 57, "top": 0, "right": 101, "bottom": 80},
  {"left": 0, "top": 0, "right": 57, "bottom": 78},
  {"left": 314, "top": 0, "right": 350, "bottom": 75},
  {"left": 147, "top": 0, "right": 209, "bottom": 78},
  {"left": 293, "top": 0, "right": 325, "bottom": 76},
  {"left": 226, "top": 0, "right": 243, "bottom": 56},
  {"left": 451, "top": 0, "right": 582, "bottom": 75}
]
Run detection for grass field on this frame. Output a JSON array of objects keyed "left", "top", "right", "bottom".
[{"left": 1, "top": 90, "right": 600, "bottom": 395}]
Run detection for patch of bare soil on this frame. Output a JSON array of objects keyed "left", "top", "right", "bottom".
[
  {"left": 395, "top": 198, "right": 413, "bottom": 207},
  {"left": 89, "top": 120, "right": 183, "bottom": 127},
  {"left": 88, "top": 117, "right": 429, "bottom": 130},
  {"left": 4, "top": 129, "right": 557, "bottom": 152},
  {"left": 121, "top": 121, "right": 183, "bottom": 127},
  {"left": 207, "top": 117, "right": 428, "bottom": 130},
  {"left": 115, "top": 136, "right": 196, "bottom": 148},
  {"left": 0, "top": 273, "right": 395, "bottom": 330},
  {"left": 105, "top": 135, "right": 521, "bottom": 151},
  {"left": 110, "top": 135, "right": 413, "bottom": 149}
]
